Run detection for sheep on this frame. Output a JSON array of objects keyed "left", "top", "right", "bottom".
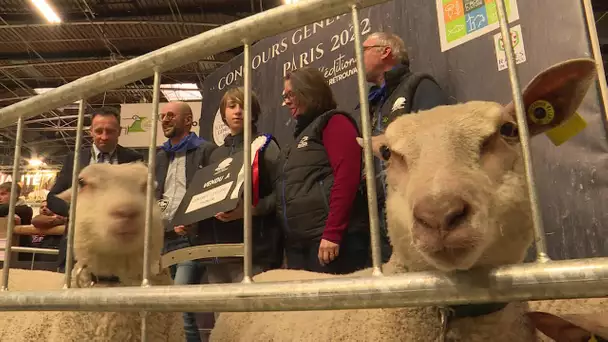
[
  {"left": 0, "top": 162, "right": 185, "bottom": 342},
  {"left": 527, "top": 298, "right": 608, "bottom": 341},
  {"left": 209, "top": 58, "right": 598, "bottom": 342},
  {"left": 526, "top": 310, "right": 608, "bottom": 341}
]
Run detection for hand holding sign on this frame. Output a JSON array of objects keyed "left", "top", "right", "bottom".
[
  {"left": 215, "top": 200, "right": 244, "bottom": 222},
  {"left": 174, "top": 225, "right": 188, "bottom": 236},
  {"left": 172, "top": 135, "right": 273, "bottom": 227}
]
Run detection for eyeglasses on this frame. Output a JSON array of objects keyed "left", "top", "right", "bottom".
[
  {"left": 281, "top": 91, "right": 295, "bottom": 101},
  {"left": 159, "top": 111, "right": 175, "bottom": 121},
  {"left": 361, "top": 45, "right": 386, "bottom": 51}
]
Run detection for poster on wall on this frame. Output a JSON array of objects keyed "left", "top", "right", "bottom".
[
  {"left": 118, "top": 102, "right": 202, "bottom": 148},
  {"left": 492, "top": 24, "right": 527, "bottom": 71},
  {"left": 201, "top": 5, "right": 393, "bottom": 147},
  {"left": 436, "top": 0, "right": 520, "bottom": 52}
]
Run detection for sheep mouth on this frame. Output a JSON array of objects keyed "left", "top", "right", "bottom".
[
  {"left": 111, "top": 228, "right": 140, "bottom": 241},
  {"left": 429, "top": 247, "right": 472, "bottom": 263},
  {"left": 415, "top": 232, "right": 482, "bottom": 270}
]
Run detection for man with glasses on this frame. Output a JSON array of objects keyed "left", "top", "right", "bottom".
[
  {"left": 155, "top": 101, "right": 216, "bottom": 342},
  {"left": 358, "top": 32, "right": 449, "bottom": 263}
]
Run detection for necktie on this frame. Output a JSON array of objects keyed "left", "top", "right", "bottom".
[{"left": 97, "top": 152, "right": 108, "bottom": 164}]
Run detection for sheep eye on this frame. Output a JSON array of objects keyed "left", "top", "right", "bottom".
[
  {"left": 379, "top": 145, "right": 391, "bottom": 161},
  {"left": 77, "top": 178, "right": 87, "bottom": 188},
  {"left": 499, "top": 122, "right": 519, "bottom": 142}
]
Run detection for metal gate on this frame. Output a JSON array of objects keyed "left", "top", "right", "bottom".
[{"left": 0, "top": 0, "right": 607, "bottom": 340}]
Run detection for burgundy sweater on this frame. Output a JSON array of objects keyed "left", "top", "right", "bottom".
[{"left": 320, "top": 114, "right": 363, "bottom": 244}]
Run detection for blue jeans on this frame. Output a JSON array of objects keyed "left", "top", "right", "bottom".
[{"left": 170, "top": 260, "right": 203, "bottom": 342}]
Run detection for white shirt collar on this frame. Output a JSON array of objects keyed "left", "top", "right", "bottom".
[{"left": 92, "top": 144, "right": 116, "bottom": 159}]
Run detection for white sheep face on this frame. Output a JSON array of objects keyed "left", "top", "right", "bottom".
[
  {"left": 364, "top": 58, "right": 597, "bottom": 272},
  {"left": 58, "top": 162, "right": 162, "bottom": 257},
  {"left": 378, "top": 102, "right": 532, "bottom": 272}
]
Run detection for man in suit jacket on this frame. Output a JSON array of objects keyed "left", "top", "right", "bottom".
[{"left": 47, "top": 106, "right": 143, "bottom": 272}]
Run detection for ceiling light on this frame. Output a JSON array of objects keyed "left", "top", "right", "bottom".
[
  {"left": 33, "top": 88, "right": 54, "bottom": 95},
  {"left": 160, "top": 83, "right": 202, "bottom": 101},
  {"left": 30, "top": 0, "right": 62, "bottom": 24},
  {"left": 28, "top": 159, "right": 45, "bottom": 167},
  {"left": 283, "top": 0, "right": 301, "bottom": 4}
]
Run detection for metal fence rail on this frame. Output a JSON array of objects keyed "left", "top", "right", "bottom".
[
  {"left": 0, "top": 0, "right": 606, "bottom": 340},
  {"left": 0, "top": 257, "right": 606, "bottom": 312},
  {"left": 1, "top": 247, "right": 59, "bottom": 256}
]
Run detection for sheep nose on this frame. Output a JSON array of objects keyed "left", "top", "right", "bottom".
[
  {"left": 111, "top": 207, "right": 140, "bottom": 220},
  {"left": 413, "top": 194, "right": 470, "bottom": 231}
]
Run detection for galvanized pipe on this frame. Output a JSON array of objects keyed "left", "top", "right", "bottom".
[
  {"left": 242, "top": 43, "right": 253, "bottom": 283},
  {"left": 0, "top": 0, "right": 390, "bottom": 128},
  {"left": 0, "top": 257, "right": 607, "bottom": 312},
  {"left": 2, "top": 247, "right": 60, "bottom": 255},
  {"left": 582, "top": 0, "right": 608, "bottom": 119},
  {"left": 0, "top": 116, "right": 24, "bottom": 291},
  {"left": 63, "top": 99, "right": 87, "bottom": 289},
  {"left": 351, "top": 4, "right": 383, "bottom": 275},
  {"left": 140, "top": 69, "right": 161, "bottom": 342},
  {"left": 142, "top": 69, "right": 161, "bottom": 288},
  {"left": 495, "top": 0, "right": 550, "bottom": 262}
]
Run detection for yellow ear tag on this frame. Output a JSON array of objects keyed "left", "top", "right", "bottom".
[
  {"left": 528, "top": 100, "right": 555, "bottom": 125},
  {"left": 588, "top": 333, "right": 598, "bottom": 342},
  {"left": 545, "top": 112, "right": 587, "bottom": 146}
]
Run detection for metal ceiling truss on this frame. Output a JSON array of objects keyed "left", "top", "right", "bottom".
[{"left": 0, "top": 0, "right": 603, "bottom": 167}]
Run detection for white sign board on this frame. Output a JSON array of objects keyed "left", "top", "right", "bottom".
[
  {"left": 436, "top": 0, "right": 520, "bottom": 52},
  {"left": 493, "top": 24, "right": 527, "bottom": 71},
  {"left": 118, "top": 102, "right": 202, "bottom": 148}
]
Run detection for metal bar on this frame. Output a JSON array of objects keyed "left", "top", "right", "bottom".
[
  {"left": 142, "top": 69, "right": 161, "bottom": 288},
  {"left": 582, "top": 0, "right": 608, "bottom": 119},
  {"left": 0, "top": 21, "right": 220, "bottom": 29},
  {"left": 0, "top": 257, "right": 607, "bottom": 312},
  {"left": 0, "top": 116, "right": 23, "bottom": 291},
  {"left": 242, "top": 43, "right": 253, "bottom": 283},
  {"left": 22, "top": 115, "right": 91, "bottom": 125},
  {"left": 160, "top": 244, "right": 244, "bottom": 269},
  {"left": 23, "top": 127, "right": 90, "bottom": 132},
  {"left": 63, "top": 99, "right": 87, "bottom": 289},
  {"left": 0, "top": 247, "right": 59, "bottom": 255},
  {"left": 495, "top": 0, "right": 550, "bottom": 262},
  {"left": 0, "top": 59, "right": 223, "bottom": 70},
  {"left": 140, "top": 69, "right": 160, "bottom": 342},
  {"left": 351, "top": 5, "right": 383, "bottom": 275},
  {"left": 0, "top": 0, "right": 390, "bottom": 128}
]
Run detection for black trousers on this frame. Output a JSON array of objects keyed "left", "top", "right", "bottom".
[{"left": 285, "top": 232, "right": 371, "bottom": 275}]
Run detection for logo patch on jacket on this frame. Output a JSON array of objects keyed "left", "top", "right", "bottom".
[
  {"left": 392, "top": 97, "right": 407, "bottom": 112},
  {"left": 297, "top": 136, "right": 309, "bottom": 149},
  {"left": 157, "top": 199, "right": 169, "bottom": 212}
]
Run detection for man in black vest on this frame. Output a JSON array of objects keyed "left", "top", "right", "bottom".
[
  {"left": 47, "top": 106, "right": 144, "bottom": 272},
  {"left": 360, "top": 32, "right": 449, "bottom": 263}
]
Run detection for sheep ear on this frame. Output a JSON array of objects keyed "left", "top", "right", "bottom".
[
  {"left": 504, "top": 58, "right": 597, "bottom": 137},
  {"left": 526, "top": 311, "right": 608, "bottom": 341},
  {"left": 46, "top": 192, "right": 71, "bottom": 218},
  {"left": 357, "top": 135, "right": 389, "bottom": 160},
  {"left": 56, "top": 189, "right": 72, "bottom": 204}
]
